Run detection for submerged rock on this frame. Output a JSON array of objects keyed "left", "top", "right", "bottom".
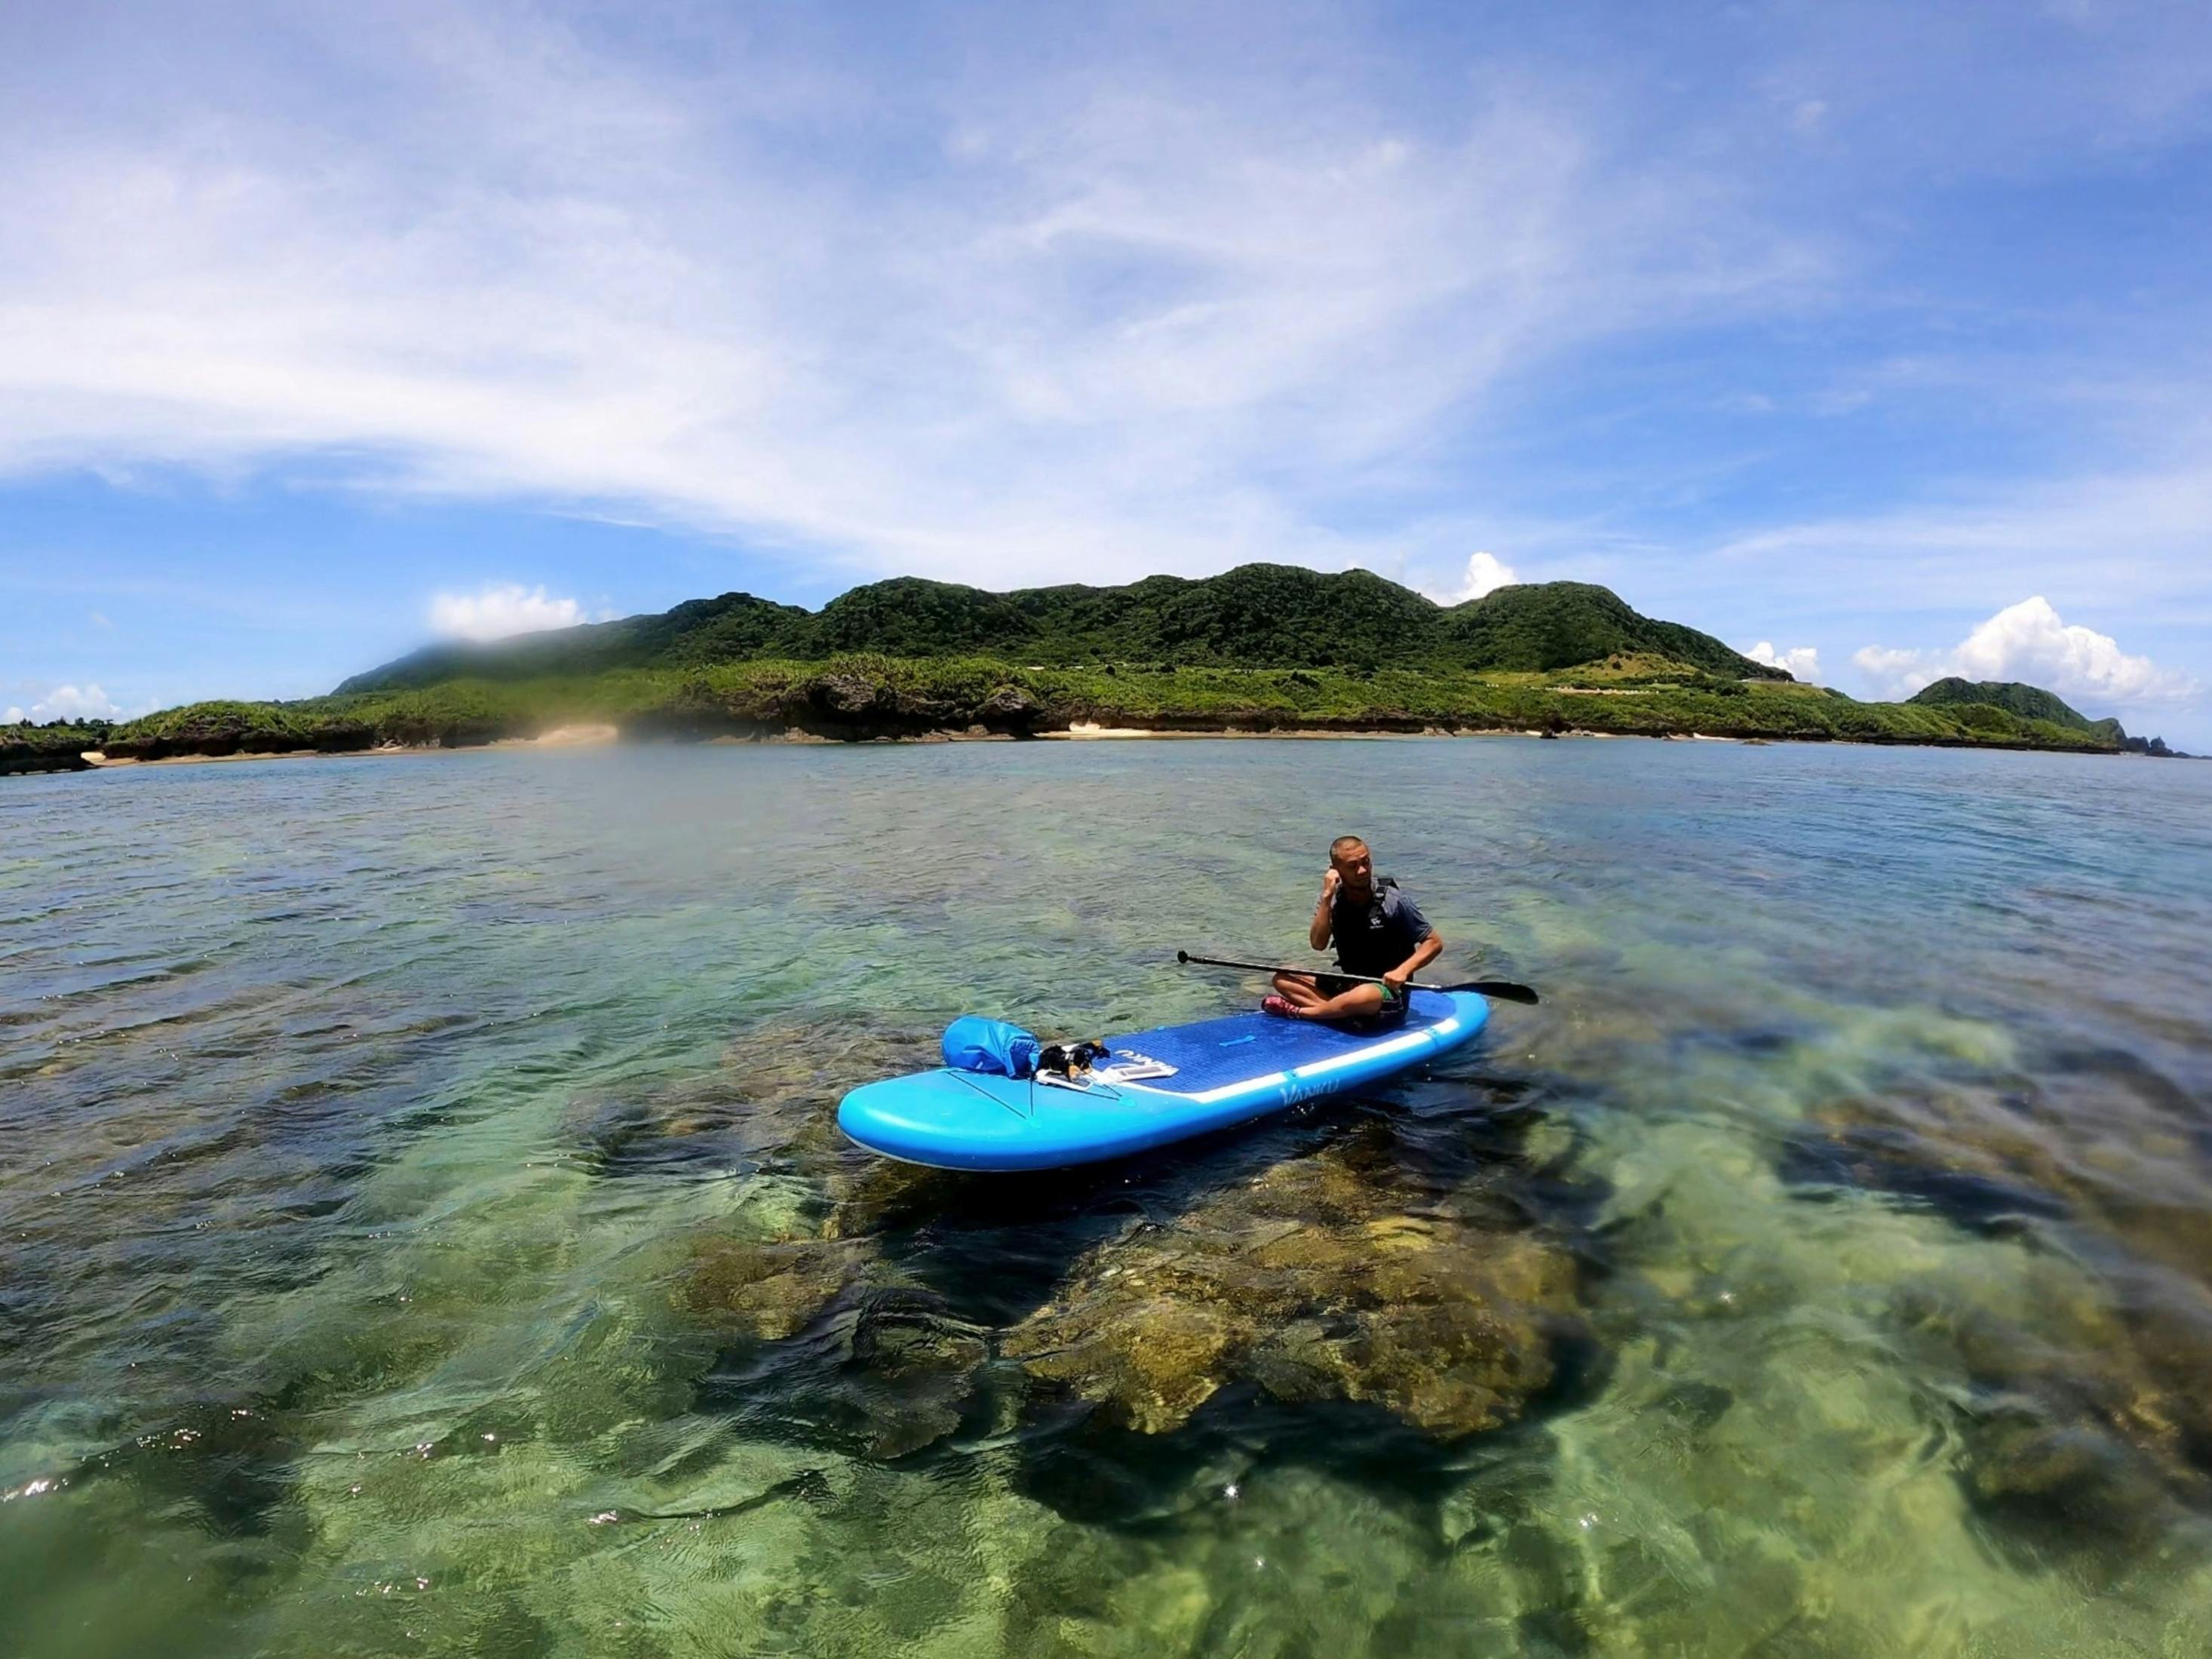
[
  {"left": 1794, "top": 1073, "right": 2212, "bottom": 1553},
  {"left": 836, "top": 1296, "right": 992, "bottom": 1458},
  {"left": 664, "top": 1037, "right": 1585, "bottom": 1453},
  {"left": 685, "top": 1234, "right": 873, "bottom": 1341},
  {"left": 1890, "top": 1271, "right": 2212, "bottom": 1547},
  {"left": 1016, "top": 1296, "right": 1250, "bottom": 1434},
  {"left": 64, "top": 1401, "right": 302, "bottom": 1542},
  {"left": 683, "top": 1233, "right": 995, "bottom": 1459},
  {"left": 1003, "top": 1148, "right": 1580, "bottom": 1437},
  {"left": 573, "top": 1015, "right": 959, "bottom": 1216}
]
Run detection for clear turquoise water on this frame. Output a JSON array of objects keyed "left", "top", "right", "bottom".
[{"left": 4, "top": 738, "right": 2210, "bottom": 1656}]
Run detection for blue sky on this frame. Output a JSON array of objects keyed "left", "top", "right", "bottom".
[{"left": 4, "top": 0, "right": 2209, "bottom": 742}]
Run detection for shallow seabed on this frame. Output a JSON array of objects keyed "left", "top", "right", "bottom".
[{"left": 4, "top": 739, "right": 2210, "bottom": 1657}]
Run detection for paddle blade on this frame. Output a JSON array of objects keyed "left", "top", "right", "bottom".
[{"left": 1451, "top": 980, "right": 1540, "bottom": 1005}]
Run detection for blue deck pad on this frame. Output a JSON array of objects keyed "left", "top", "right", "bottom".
[
  {"left": 838, "top": 990, "right": 1491, "bottom": 1173},
  {"left": 1100, "top": 992, "right": 1459, "bottom": 1096}
]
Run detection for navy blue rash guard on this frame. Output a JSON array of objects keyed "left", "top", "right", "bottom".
[{"left": 1328, "top": 882, "right": 1434, "bottom": 978}]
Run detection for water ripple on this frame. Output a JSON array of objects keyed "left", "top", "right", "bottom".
[{"left": 3, "top": 741, "right": 2210, "bottom": 1656}]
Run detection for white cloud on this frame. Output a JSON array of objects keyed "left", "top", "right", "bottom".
[
  {"left": 428, "top": 584, "right": 587, "bottom": 642},
  {"left": 0, "top": 5, "right": 1829, "bottom": 593},
  {"left": 1426, "top": 550, "right": 1520, "bottom": 606},
  {"left": 39, "top": 683, "right": 122, "bottom": 719},
  {"left": 1744, "top": 640, "right": 1821, "bottom": 680},
  {"left": 1854, "top": 596, "right": 2198, "bottom": 707},
  {"left": 1849, "top": 646, "right": 1929, "bottom": 698},
  {"left": 4, "top": 707, "right": 21, "bottom": 724},
  {"left": 8, "top": 683, "right": 124, "bottom": 722},
  {"left": 2, "top": 3, "right": 2207, "bottom": 760}
]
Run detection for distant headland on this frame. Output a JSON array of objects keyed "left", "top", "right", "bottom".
[{"left": 3, "top": 566, "right": 2190, "bottom": 774}]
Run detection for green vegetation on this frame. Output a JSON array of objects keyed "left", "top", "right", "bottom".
[
  {"left": 1908, "top": 676, "right": 2109, "bottom": 734},
  {"left": 1434, "top": 581, "right": 1778, "bottom": 676},
  {"left": 11, "top": 572, "right": 2179, "bottom": 771},
  {"left": 1904, "top": 675, "right": 2188, "bottom": 757},
  {"left": 337, "top": 566, "right": 1787, "bottom": 692},
  {"left": 1, "top": 721, "right": 116, "bottom": 776},
  {"left": 5, "top": 654, "right": 2128, "bottom": 772}
]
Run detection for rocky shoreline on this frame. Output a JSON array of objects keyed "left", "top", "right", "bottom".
[
  {"left": 6, "top": 661, "right": 2189, "bottom": 777},
  {"left": 5, "top": 716, "right": 2175, "bottom": 779}
]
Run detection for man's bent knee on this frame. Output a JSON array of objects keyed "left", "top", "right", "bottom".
[{"left": 1336, "top": 983, "right": 1386, "bottom": 1016}]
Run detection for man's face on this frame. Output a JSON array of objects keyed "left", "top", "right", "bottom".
[{"left": 1332, "top": 844, "right": 1373, "bottom": 892}]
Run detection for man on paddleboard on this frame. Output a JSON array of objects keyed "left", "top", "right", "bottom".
[{"left": 1265, "top": 836, "right": 1441, "bottom": 1023}]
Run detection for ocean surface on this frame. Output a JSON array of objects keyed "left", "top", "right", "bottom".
[{"left": 5, "top": 738, "right": 2211, "bottom": 1657}]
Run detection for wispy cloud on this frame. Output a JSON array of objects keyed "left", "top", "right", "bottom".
[
  {"left": 1711, "top": 456, "right": 2212, "bottom": 612},
  {"left": 3, "top": 0, "right": 2210, "bottom": 743},
  {"left": 0, "top": 2, "right": 1827, "bottom": 597}
]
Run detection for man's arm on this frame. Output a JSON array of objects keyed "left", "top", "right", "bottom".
[
  {"left": 1309, "top": 869, "right": 1339, "bottom": 952},
  {"left": 1383, "top": 931, "right": 1443, "bottom": 994}
]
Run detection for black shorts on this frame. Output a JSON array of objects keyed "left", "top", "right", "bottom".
[{"left": 1316, "top": 974, "right": 1409, "bottom": 1027}]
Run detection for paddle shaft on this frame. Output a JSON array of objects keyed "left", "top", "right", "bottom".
[{"left": 1177, "top": 951, "right": 1539, "bottom": 1005}]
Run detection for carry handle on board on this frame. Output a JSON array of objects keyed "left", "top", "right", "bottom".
[{"left": 1177, "top": 950, "right": 1540, "bottom": 1006}]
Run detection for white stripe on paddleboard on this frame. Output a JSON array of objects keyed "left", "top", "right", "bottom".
[
  {"left": 1285, "top": 1018, "right": 1455, "bottom": 1083},
  {"left": 1180, "top": 1015, "right": 1460, "bottom": 1106},
  {"left": 1187, "top": 1072, "right": 1290, "bottom": 1106}
]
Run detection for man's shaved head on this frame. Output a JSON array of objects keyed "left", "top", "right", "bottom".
[{"left": 1330, "top": 835, "right": 1368, "bottom": 861}]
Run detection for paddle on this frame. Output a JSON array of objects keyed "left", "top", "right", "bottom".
[{"left": 1177, "top": 950, "right": 1540, "bottom": 1005}]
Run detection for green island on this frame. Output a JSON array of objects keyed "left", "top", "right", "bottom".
[{"left": 3, "top": 566, "right": 2188, "bottom": 774}]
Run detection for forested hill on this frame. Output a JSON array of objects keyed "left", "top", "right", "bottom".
[
  {"left": 336, "top": 566, "right": 1787, "bottom": 693},
  {"left": 1907, "top": 677, "right": 2124, "bottom": 740},
  {"left": 17, "top": 581, "right": 2171, "bottom": 775}
]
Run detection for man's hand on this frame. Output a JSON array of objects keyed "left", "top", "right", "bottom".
[
  {"left": 1382, "top": 966, "right": 1410, "bottom": 998},
  {"left": 1320, "top": 868, "right": 1342, "bottom": 901}
]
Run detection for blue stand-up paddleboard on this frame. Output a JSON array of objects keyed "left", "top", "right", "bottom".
[{"left": 838, "top": 990, "right": 1489, "bottom": 1172}]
